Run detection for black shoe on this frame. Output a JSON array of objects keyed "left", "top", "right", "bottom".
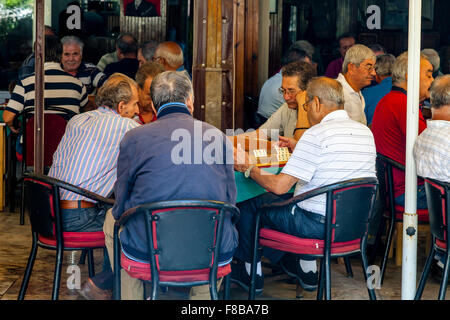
[
  {"left": 280, "top": 255, "right": 318, "bottom": 292},
  {"left": 230, "top": 261, "right": 263, "bottom": 295}
]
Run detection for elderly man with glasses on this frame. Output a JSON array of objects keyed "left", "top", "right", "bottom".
[
  {"left": 230, "top": 61, "right": 316, "bottom": 149},
  {"left": 231, "top": 76, "right": 376, "bottom": 294},
  {"left": 336, "top": 44, "right": 377, "bottom": 125}
]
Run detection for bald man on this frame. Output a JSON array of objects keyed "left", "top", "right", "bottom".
[{"left": 152, "top": 41, "right": 188, "bottom": 76}]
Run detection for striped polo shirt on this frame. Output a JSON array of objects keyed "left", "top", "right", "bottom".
[
  {"left": 74, "top": 62, "right": 107, "bottom": 95},
  {"left": 414, "top": 119, "right": 450, "bottom": 183},
  {"left": 6, "top": 62, "right": 88, "bottom": 115},
  {"left": 282, "top": 110, "right": 376, "bottom": 216},
  {"left": 48, "top": 107, "right": 140, "bottom": 202}
]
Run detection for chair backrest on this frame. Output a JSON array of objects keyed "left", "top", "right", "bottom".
[
  {"left": 376, "top": 153, "right": 403, "bottom": 215},
  {"left": 19, "top": 107, "right": 76, "bottom": 167},
  {"left": 23, "top": 176, "right": 60, "bottom": 238},
  {"left": 330, "top": 178, "right": 378, "bottom": 243},
  {"left": 132, "top": 200, "right": 239, "bottom": 273},
  {"left": 424, "top": 178, "right": 450, "bottom": 242}
]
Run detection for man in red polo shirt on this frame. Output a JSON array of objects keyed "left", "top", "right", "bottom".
[{"left": 371, "top": 51, "right": 434, "bottom": 208}]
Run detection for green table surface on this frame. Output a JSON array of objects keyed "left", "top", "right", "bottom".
[{"left": 235, "top": 166, "right": 293, "bottom": 203}]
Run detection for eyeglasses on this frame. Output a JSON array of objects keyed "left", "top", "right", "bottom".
[
  {"left": 278, "top": 87, "right": 299, "bottom": 96},
  {"left": 360, "top": 63, "right": 375, "bottom": 73},
  {"left": 302, "top": 97, "right": 313, "bottom": 112}
]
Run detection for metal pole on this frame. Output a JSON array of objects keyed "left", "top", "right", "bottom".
[
  {"left": 34, "top": 0, "right": 45, "bottom": 174},
  {"left": 401, "top": 0, "right": 422, "bottom": 300}
]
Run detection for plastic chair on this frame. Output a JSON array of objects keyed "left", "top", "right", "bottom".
[
  {"left": 13, "top": 106, "right": 77, "bottom": 225},
  {"left": 374, "top": 153, "right": 429, "bottom": 284},
  {"left": 18, "top": 172, "right": 114, "bottom": 300},
  {"left": 415, "top": 178, "right": 450, "bottom": 300},
  {"left": 113, "top": 200, "right": 240, "bottom": 300},
  {"left": 248, "top": 177, "right": 378, "bottom": 300}
]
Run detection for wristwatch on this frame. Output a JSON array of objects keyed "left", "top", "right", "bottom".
[{"left": 244, "top": 165, "right": 255, "bottom": 178}]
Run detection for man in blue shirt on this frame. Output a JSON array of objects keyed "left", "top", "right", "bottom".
[{"left": 361, "top": 54, "right": 395, "bottom": 126}]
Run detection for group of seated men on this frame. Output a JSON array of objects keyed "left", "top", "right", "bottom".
[{"left": 1, "top": 30, "right": 449, "bottom": 300}]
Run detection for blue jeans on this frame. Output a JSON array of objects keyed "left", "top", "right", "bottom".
[
  {"left": 394, "top": 185, "right": 428, "bottom": 210},
  {"left": 61, "top": 205, "right": 107, "bottom": 232},
  {"left": 235, "top": 193, "right": 325, "bottom": 264},
  {"left": 62, "top": 203, "right": 112, "bottom": 272}
]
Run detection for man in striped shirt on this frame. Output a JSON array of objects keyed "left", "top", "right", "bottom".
[
  {"left": 60, "top": 36, "right": 107, "bottom": 95},
  {"left": 48, "top": 73, "right": 139, "bottom": 233},
  {"left": 233, "top": 77, "right": 376, "bottom": 294},
  {"left": 3, "top": 35, "right": 88, "bottom": 133}
]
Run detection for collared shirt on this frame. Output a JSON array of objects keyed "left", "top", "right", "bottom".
[
  {"left": 414, "top": 119, "right": 450, "bottom": 182},
  {"left": 361, "top": 77, "right": 392, "bottom": 125},
  {"left": 73, "top": 62, "right": 107, "bottom": 94},
  {"left": 282, "top": 110, "right": 376, "bottom": 216},
  {"left": 48, "top": 107, "right": 139, "bottom": 202},
  {"left": 6, "top": 62, "right": 88, "bottom": 115},
  {"left": 257, "top": 71, "right": 285, "bottom": 119},
  {"left": 112, "top": 104, "right": 237, "bottom": 263},
  {"left": 337, "top": 73, "right": 367, "bottom": 125},
  {"left": 259, "top": 102, "right": 298, "bottom": 138}
]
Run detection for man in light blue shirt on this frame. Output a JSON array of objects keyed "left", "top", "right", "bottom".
[
  {"left": 362, "top": 54, "right": 395, "bottom": 126},
  {"left": 256, "top": 47, "right": 311, "bottom": 125}
]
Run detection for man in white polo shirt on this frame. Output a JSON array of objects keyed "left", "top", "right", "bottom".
[
  {"left": 336, "top": 44, "right": 376, "bottom": 125},
  {"left": 232, "top": 77, "right": 376, "bottom": 294}
]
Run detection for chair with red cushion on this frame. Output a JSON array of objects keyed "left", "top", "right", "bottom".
[
  {"left": 14, "top": 106, "right": 77, "bottom": 225},
  {"left": 113, "top": 200, "right": 239, "bottom": 300},
  {"left": 374, "top": 153, "right": 429, "bottom": 284},
  {"left": 248, "top": 177, "right": 378, "bottom": 300},
  {"left": 415, "top": 178, "right": 450, "bottom": 300},
  {"left": 18, "top": 172, "right": 114, "bottom": 300}
]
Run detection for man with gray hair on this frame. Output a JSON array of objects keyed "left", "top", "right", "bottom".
[
  {"left": 362, "top": 53, "right": 396, "bottom": 126},
  {"left": 336, "top": 44, "right": 376, "bottom": 125},
  {"left": 372, "top": 51, "right": 434, "bottom": 209},
  {"left": 102, "top": 71, "right": 238, "bottom": 299},
  {"left": 103, "top": 33, "right": 140, "bottom": 79},
  {"left": 60, "top": 36, "right": 107, "bottom": 95},
  {"left": 422, "top": 48, "right": 443, "bottom": 78},
  {"left": 137, "top": 40, "right": 159, "bottom": 67},
  {"left": 232, "top": 76, "right": 376, "bottom": 294},
  {"left": 414, "top": 74, "right": 450, "bottom": 277}
]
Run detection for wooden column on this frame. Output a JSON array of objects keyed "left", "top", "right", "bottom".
[
  {"left": 192, "top": 0, "right": 259, "bottom": 131},
  {"left": 34, "top": 0, "right": 45, "bottom": 174}
]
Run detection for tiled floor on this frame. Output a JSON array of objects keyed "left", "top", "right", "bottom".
[{"left": 0, "top": 208, "right": 448, "bottom": 300}]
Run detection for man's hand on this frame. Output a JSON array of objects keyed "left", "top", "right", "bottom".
[
  {"left": 233, "top": 143, "right": 250, "bottom": 172},
  {"left": 278, "top": 136, "right": 297, "bottom": 152}
]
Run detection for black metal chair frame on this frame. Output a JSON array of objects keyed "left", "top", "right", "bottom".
[
  {"left": 12, "top": 106, "right": 77, "bottom": 225},
  {"left": 415, "top": 178, "right": 450, "bottom": 300},
  {"left": 113, "top": 200, "right": 239, "bottom": 300},
  {"left": 249, "top": 177, "right": 379, "bottom": 300},
  {"left": 18, "top": 172, "right": 114, "bottom": 300},
  {"left": 374, "top": 153, "right": 429, "bottom": 284}
]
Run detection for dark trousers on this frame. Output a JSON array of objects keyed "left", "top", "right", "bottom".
[{"left": 234, "top": 193, "right": 325, "bottom": 264}]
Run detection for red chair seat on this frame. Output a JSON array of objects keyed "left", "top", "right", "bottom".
[
  {"left": 393, "top": 206, "right": 429, "bottom": 222},
  {"left": 121, "top": 252, "right": 231, "bottom": 282},
  {"left": 259, "top": 228, "right": 361, "bottom": 256},
  {"left": 38, "top": 231, "right": 105, "bottom": 248},
  {"left": 435, "top": 239, "right": 447, "bottom": 251}
]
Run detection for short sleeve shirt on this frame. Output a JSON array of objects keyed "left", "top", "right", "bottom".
[
  {"left": 259, "top": 103, "right": 298, "bottom": 138},
  {"left": 282, "top": 110, "right": 377, "bottom": 216},
  {"left": 337, "top": 73, "right": 367, "bottom": 125}
]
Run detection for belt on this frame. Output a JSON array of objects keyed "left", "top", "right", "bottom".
[
  {"left": 301, "top": 207, "right": 326, "bottom": 224},
  {"left": 60, "top": 200, "right": 96, "bottom": 210}
]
